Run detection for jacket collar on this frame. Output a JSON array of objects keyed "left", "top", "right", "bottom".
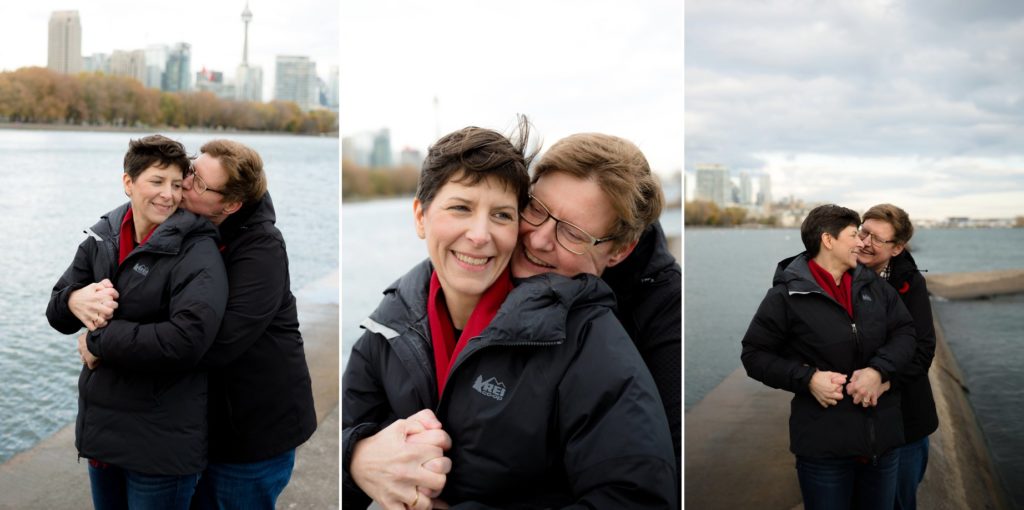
[
  {"left": 90, "top": 202, "right": 218, "bottom": 257},
  {"left": 774, "top": 252, "right": 873, "bottom": 295},
  {"left": 217, "top": 192, "right": 276, "bottom": 246},
  {"left": 370, "top": 260, "right": 617, "bottom": 348},
  {"left": 601, "top": 221, "right": 678, "bottom": 293}
]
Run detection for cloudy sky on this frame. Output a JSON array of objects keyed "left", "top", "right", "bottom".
[
  {"left": 2, "top": 1, "right": 338, "bottom": 101},
  {"left": 341, "top": 0, "right": 683, "bottom": 177},
  {"left": 686, "top": 0, "right": 1024, "bottom": 220}
]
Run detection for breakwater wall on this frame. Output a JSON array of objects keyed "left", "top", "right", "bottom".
[{"left": 686, "top": 270, "right": 1022, "bottom": 509}]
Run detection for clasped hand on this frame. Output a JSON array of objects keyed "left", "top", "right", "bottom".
[
  {"left": 69, "top": 279, "right": 119, "bottom": 369},
  {"left": 809, "top": 368, "right": 891, "bottom": 408}
]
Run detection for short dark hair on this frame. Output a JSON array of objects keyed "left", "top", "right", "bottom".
[
  {"left": 532, "top": 133, "right": 663, "bottom": 249},
  {"left": 416, "top": 115, "right": 535, "bottom": 210},
  {"left": 800, "top": 204, "right": 861, "bottom": 257},
  {"left": 123, "top": 135, "right": 190, "bottom": 180},
  {"left": 863, "top": 203, "right": 914, "bottom": 246},
  {"left": 199, "top": 139, "right": 267, "bottom": 205}
]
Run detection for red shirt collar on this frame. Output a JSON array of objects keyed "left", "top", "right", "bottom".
[
  {"left": 807, "top": 258, "right": 854, "bottom": 318},
  {"left": 427, "top": 266, "right": 514, "bottom": 398},
  {"left": 118, "top": 207, "right": 159, "bottom": 265}
]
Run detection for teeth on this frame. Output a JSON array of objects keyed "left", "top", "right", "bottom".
[
  {"left": 454, "top": 252, "right": 488, "bottom": 266},
  {"left": 525, "top": 250, "right": 554, "bottom": 268}
]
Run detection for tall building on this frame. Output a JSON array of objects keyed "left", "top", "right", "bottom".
[
  {"left": 48, "top": 11, "right": 82, "bottom": 75},
  {"left": 164, "top": 43, "right": 192, "bottom": 92},
  {"left": 109, "top": 50, "right": 147, "bottom": 84},
  {"left": 739, "top": 172, "right": 753, "bottom": 204},
  {"left": 757, "top": 174, "right": 773, "bottom": 206},
  {"left": 235, "top": 2, "right": 263, "bottom": 102},
  {"left": 326, "top": 65, "right": 340, "bottom": 109},
  {"left": 274, "top": 55, "right": 318, "bottom": 110},
  {"left": 370, "top": 129, "right": 393, "bottom": 168},
  {"left": 695, "top": 163, "right": 730, "bottom": 206},
  {"left": 144, "top": 44, "right": 169, "bottom": 90}
]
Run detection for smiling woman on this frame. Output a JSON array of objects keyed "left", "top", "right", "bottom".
[
  {"left": 342, "top": 118, "right": 677, "bottom": 508},
  {"left": 45, "top": 134, "right": 229, "bottom": 509}
]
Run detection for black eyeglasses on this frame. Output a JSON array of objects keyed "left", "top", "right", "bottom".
[
  {"left": 857, "top": 227, "right": 896, "bottom": 247},
  {"left": 520, "top": 195, "right": 617, "bottom": 255},
  {"left": 186, "top": 162, "right": 226, "bottom": 196}
]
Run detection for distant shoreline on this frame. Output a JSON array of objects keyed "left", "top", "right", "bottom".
[{"left": 0, "top": 122, "right": 338, "bottom": 138}]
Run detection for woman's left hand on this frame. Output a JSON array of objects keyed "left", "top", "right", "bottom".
[
  {"left": 78, "top": 332, "right": 100, "bottom": 370},
  {"left": 845, "top": 367, "right": 883, "bottom": 407}
]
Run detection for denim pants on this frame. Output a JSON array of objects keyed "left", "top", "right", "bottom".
[
  {"left": 190, "top": 449, "right": 296, "bottom": 510},
  {"left": 88, "top": 461, "right": 200, "bottom": 510},
  {"left": 796, "top": 449, "right": 899, "bottom": 510},
  {"left": 894, "top": 436, "right": 929, "bottom": 510}
]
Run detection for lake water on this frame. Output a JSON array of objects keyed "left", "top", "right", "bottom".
[
  {"left": 0, "top": 128, "right": 338, "bottom": 464},
  {"left": 685, "top": 227, "right": 1024, "bottom": 507},
  {"left": 341, "top": 197, "right": 682, "bottom": 369}
]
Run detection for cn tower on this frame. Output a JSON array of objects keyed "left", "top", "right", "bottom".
[{"left": 241, "top": 2, "right": 252, "bottom": 66}]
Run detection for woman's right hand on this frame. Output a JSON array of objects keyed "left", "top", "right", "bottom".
[
  {"left": 350, "top": 409, "right": 452, "bottom": 510},
  {"left": 68, "top": 279, "right": 119, "bottom": 331},
  {"left": 808, "top": 369, "right": 846, "bottom": 408}
]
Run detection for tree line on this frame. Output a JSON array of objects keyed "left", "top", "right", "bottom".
[
  {"left": 0, "top": 67, "right": 336, "bottom": 134},
  {"left": 685, "top": 200, "right": 779, "bottom": 227},
  {"left": 341, "top": 160, "right": 421, "bottom": 200}
]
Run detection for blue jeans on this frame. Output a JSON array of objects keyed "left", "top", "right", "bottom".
[
  {"left": 895, "top": 436, "right": 929, "bottom": 510},
  {"left": 796, "top": 449, "right": 899, "bottom": 510},
  {"left": 88, "top": 461, "right": 200, "bottom": 510},
  {"left": 190, "top": 449, "right": 296, "bottom": 510}
]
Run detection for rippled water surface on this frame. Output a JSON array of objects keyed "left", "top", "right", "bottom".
[{"left": 0, "top": 129, "right": 338, "bottom": 463}]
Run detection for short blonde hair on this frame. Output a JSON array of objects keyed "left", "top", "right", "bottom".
[
  {"left": 200, "top": 139, "right": 267, "bottom": 205},
  {"left": 532, "top": 133, "right": 663, "bottom": 248},
  {"left": 863, "top": 203, "right": 914, "bottom": 246}
]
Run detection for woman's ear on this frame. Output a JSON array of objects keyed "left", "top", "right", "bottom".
[
  {"left": 122, "top": 173, "right": 133, "bottom": 198},
  {"left": 820, "top": 232, "right": 833, "bottom": 251},
  {"left": 413, "top": 198, "right": 426, "bottom": 239},
  {"left": 605, "top": 240, "right": 639, "bottom": 269}
]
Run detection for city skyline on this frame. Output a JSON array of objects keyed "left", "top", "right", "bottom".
[
  {"left": 3, "top": 2, "right": 337, "bottom": 103},
  {"left": 341, "top": 0, "right": 684, "bottom": 178},
  {"left": 687, "top": 0, "right": 1024, "bottom": 222}
]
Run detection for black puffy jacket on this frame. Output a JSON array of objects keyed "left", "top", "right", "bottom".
[
  {"left": 601, "top": 221, "right": 681, "bottom": 472},
  {"left": 343, "top": 260, "right": 677, "bottom": 509},
  {"left": 199, "top": 193, "right": 318, "bottom": 463},
  {"left": 741, "top": 253, "right": 915, "bottom": 459},
  {"left": 46, "top": 203, "right": 228, "bottom": 475},
  {"left": 885, "top": 250, "right": 939, "bottom": 443}
]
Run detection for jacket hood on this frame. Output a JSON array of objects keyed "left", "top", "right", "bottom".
[
  {"left": 601, "top": 221, "right": 679, "bottom": 292},
  {"left": 887, "top": 249, "right": 922, "bottom": 285},
  {"left": 772, "top": 252, "right": 872, "bottom": 293},
  {"left": 89, "top": 202, "right": 218, "bottom": 254},
  {"left": 218, "top": 192, "right": 277, "bottom": 246},
  {"left": 370, "top": 260, "right": 617, "bottom": 347}
]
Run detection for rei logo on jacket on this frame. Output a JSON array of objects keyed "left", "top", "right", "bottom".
[{"left": 472, "top": 375, "right": 507, "bottom": 401}]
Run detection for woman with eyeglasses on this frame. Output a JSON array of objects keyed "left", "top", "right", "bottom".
[
  {"left": 856, "top": 204, "right": 937, "bottom": 510},
  {"left": 740, "top": 204, "right": 916, "bottom": 510},
  {"left": 46, "top": 135, "right": 228, "bottom": 509},
  {"left": 508, "top": 133, "right": 681, "bottom": 477},
  {"left": 342, "top": 120, "right": 676, "bottom": 509}
]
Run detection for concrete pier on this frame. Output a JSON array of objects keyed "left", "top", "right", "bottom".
[
  {"left": 0, "top": 271, "right": 340, "bottom": 510},
  {"left": 686, "top": 270, "right": 1019, "bottom": 509}
]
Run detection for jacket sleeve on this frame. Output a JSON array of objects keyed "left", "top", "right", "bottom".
[
  {"left": 199, "top": 233, "right": 288, "bottom": 367},
  {"left": 556, "top": 310, "right": 678, "bottom": 509},
  {"left": 631, "top": 271, "right": 682, "bottom": 474},
  {"left": 891, "top": 272, "right": 936, "bottom": 387},
  {"left": 866, "top": 281, "right": 917, "bottom": 382},
  {"left": 46, "top": 240, "right": 96, "bottom": 334},
  {"left": 342, "top": 330, "right": 393, "bottom": 508},
  {"left": 741, "top": 287, "right": 816, "bottom": 393},
  {"left": 86, "top": 238, "right": 228, "bottom": 370}
]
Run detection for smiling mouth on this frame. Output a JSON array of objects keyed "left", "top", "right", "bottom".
[
  {"left": 523, "top": 248, "right": 555, "bottom": 269},
  {"left": 453, "top": 251, "right": 490, "bottom": 266}
]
